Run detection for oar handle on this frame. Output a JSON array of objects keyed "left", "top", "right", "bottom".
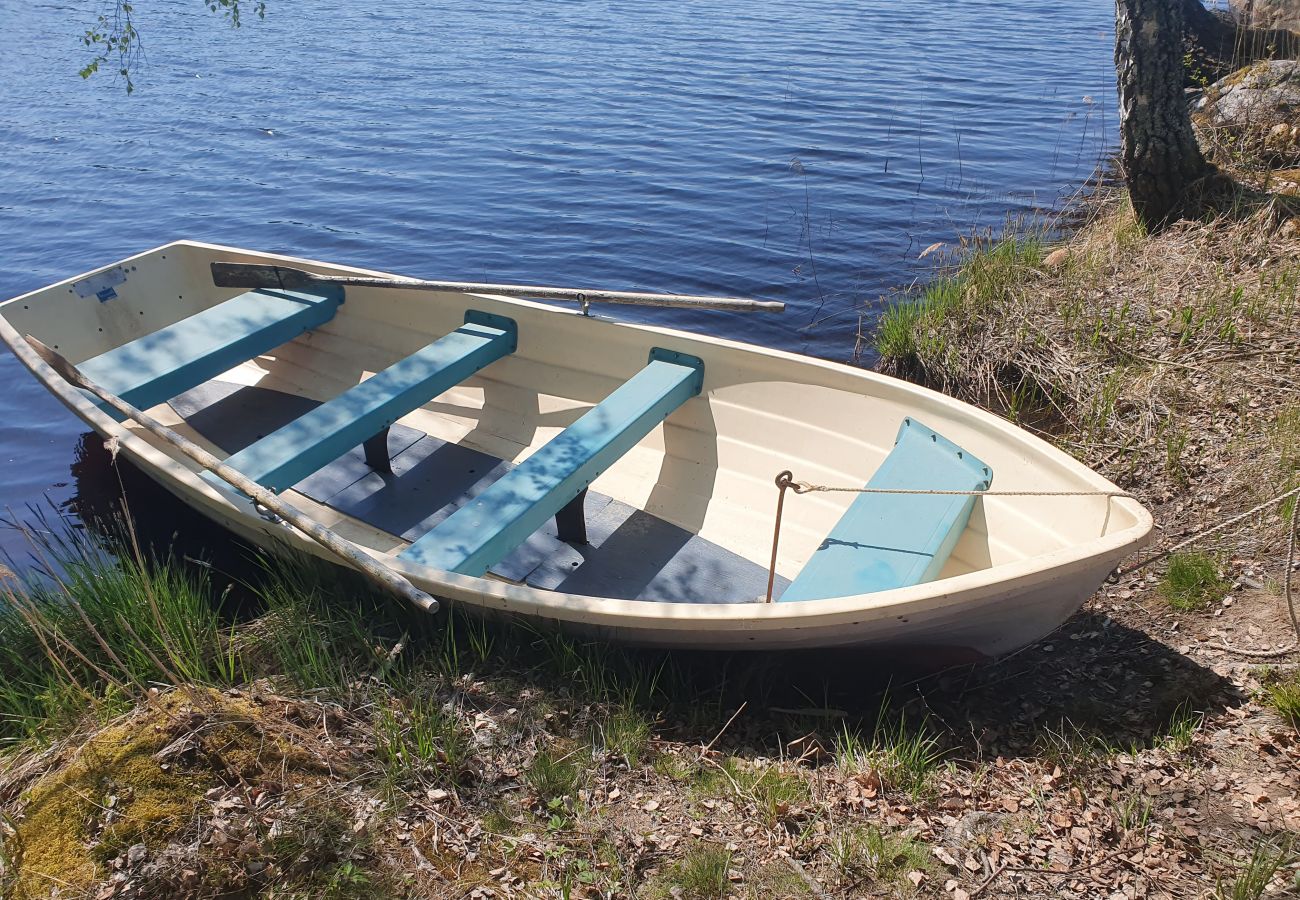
[
  {"left": 24, "top": 336, "right": 440, "bottom": 615},
  {"left": 211, "top": 262, "right": 786, "bottom": 313}
]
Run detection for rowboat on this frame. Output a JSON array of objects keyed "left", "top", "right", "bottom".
[{"left": 0, "top": 241, "right": 1152, "bottom": 659}]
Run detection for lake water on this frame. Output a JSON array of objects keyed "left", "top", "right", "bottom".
[{"left": 0, "top": 0, "right": 1117, "bottom": 565}]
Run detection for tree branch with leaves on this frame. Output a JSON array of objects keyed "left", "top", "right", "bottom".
[{"left": 80, "top": 0, "right": 267, "bottom": 94}]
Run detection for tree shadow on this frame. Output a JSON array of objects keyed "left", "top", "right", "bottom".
[
  {"left": 588, "top": 610, "right": 1243, "bottom": 763},
  {"left": 1183, "top": 170, "right": 1300, "bottom": 225},
  {"left": 906, "top": 610, "right": 1244, "bottom": 760}
]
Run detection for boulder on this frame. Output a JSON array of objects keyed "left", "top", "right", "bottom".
[{"left": 1196, "top": 59, "right": 1300, "bottom": 164}]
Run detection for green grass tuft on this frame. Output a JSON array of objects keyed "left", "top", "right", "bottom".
[
  {"left": 1161, "top": 552, "right": 1229, "bottom": 611},
  {"left": 527, "top": 748, "right": 582, "bottom": 802},
  {"left": 1159, "top": 699, "right": 1204, "bottom": 751},
  {"left": 1033, "top": 719, "right": 1122, "bottom": 772},
  {"left": 374, "top": 694, "right": 474, "bottom": 793},
  {"left": 694, "top": 757, "right": 809, "bottom": 826},
  {"left": 1263, "top": 671, "right": 1300, "bottom": 729},
  {"left": 595, "top": 706, "right": 653, "bottom": 767},
  {"left": 834, "top": 708, "right": 944, "bottom": 800},
  {"left": 1215, "top": 838, "right": 1297, "bottom": 900},
  {"left": 826, "top": 824, "right": 933, "bottom": 890},
  {"left": 668, "top": 844, "right": 732, "bottom": 899}
]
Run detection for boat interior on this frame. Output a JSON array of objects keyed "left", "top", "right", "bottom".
[{"left": 0, "top": 243, "right": 1148, "bottom": 607}]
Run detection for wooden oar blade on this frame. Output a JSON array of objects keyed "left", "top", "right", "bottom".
[
  {"left": 24, "top": 335, "right": 80, "bottom": 383},
  {"left": 211, "top": 262, "right": 317, "bottom": 291}
]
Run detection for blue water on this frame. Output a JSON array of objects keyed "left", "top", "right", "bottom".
[{"left": 0, "top": 0, "right": 1116, "bottom": 564}]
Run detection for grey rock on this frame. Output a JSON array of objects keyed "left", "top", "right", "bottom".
[{"left": 1197, "top": 60, "right": 1300, "bottom": 129}]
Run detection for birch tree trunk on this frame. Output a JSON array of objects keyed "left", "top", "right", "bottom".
[{"left": 1116, "top": 0, "right": 1211, "bottom": 230}]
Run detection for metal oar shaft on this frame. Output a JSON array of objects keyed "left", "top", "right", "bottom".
[
  {"left": 211, "top": 262, "right": 785, "bottom": 313},
  {"left": 23, "top": 336, "right": 439, "bottom": 615}
]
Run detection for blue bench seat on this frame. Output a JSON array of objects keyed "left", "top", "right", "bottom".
[
  {"left": 79, "top": 286, "right": 344, "bottom": 412},
  {"left": 208, "top": 312, "right": 517, "bottom": 493},
  {"left": 779, "top": 418, "right": 992, "bottom": 602},
  {"left": 399, "top": 348, "right": 704, "bottom": 577}
]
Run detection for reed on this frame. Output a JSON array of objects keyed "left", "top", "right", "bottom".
[{"left": 0, "top": 514, "right": 237, "bottom": 744}]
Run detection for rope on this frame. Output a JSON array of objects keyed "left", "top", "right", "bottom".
[
  {"left": 767, "top": 471, "right": 1300, "bottom": 651},
  {"left": 1118, "top": 483, "right": 1300, "bottom": 574},
  {"left": 790, "top": 482, "right": 1134, "bottom": 499}
]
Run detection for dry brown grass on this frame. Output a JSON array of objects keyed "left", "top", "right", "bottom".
[{"left": 873, "top": 188, "right": 1300, "bottom": 563}]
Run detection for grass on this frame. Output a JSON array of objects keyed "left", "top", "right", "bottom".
[
  {"left": 374, "top": 694, "right": 474, "bottom": 793},
  {"left": 1034, "top": 720, "right": 1123, "bottom": 772},
  {"left": 1112, "top": 788, "right": 1155, "bottom": 834},
  {"left": 665, "top": 844, "right": 732, "bottom": 899},
  {"left": 1161, "top": 552, "right": 1230, "bottom": 611},
  {"left": 870, "top": 191, "right": 1300, "bottom": 565},
  {"left": 873, "top": 230, "right": 1045, "bottom": 381},
  {"left": 834, "top": 706, "right": 945, "bottom": 800},
  {"left": 0, "top": 518, "right": 241, "bottom": 745},
  {"left": 527, "top": 747, "right": 583, "bottom": 802},
  {"left": 694, "top": 756, "right": 810, "bottom": 826},
  {"left": 825, "top": 824, "right": 933, "bottom": 890},
  {"left": 1260, "top": 404, "right": 1300, "bottom": 522},
  {"left": 1160, "top": 699, "right": 1205, "bottom": 750},
  {"left": 0, "top": 469, "right": 1292, "bottom": 899},
  {"left": 1215, "top": 838, "right": 1298, "bottom": 900},
  {"left": 594, "top": 705, "right": 653, "bottom": 767},
  {"left": 1262, "top": 670, "right": 1300, "bottom": 728}
]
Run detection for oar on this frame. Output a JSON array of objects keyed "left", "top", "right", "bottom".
[
  {"left": 211, "top": 262, "right": 786, "bottom": 313},
  {"left": 24, "top": 336, "right": 440, "bottom": 615}
]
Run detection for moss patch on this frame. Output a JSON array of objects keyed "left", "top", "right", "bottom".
[{"left": 7, "top": 689, "right": 319, "bottom": 898}]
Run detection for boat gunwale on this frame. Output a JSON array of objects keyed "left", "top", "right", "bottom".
[{"left": 0, "top": 240, "right": 1155, "bottom": 633}]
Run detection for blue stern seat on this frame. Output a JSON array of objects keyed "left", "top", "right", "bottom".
[{"left": 779, "top": 418, "right": 992, "bottom": 602}]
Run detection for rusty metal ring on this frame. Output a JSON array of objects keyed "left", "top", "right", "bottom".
[{"left": 775, "top": 470, "right": 794, "bottom": 490}]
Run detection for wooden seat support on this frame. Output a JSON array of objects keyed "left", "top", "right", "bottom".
[
  {"left": 779, "top": 418, "right": 992, "bottom": 602},
  {"left": 398, "top": 349, "right": 704, "bottom": 577},
  {"left": 211, "top": 312, "right": 517, "bottom": 492},
  {"left": 79, "top": 286, "right": 344, "bottom": 412}
]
